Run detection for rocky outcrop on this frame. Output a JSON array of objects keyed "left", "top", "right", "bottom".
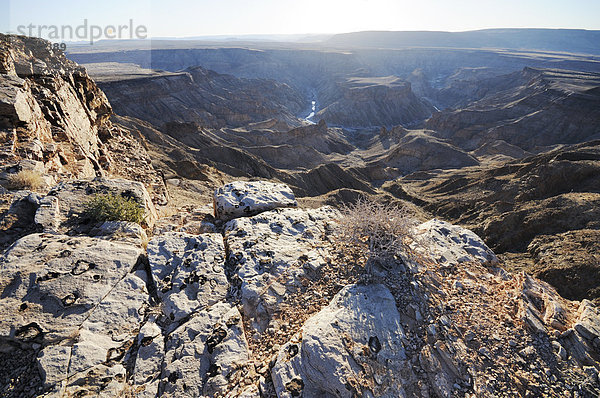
[
  {"left": 270, "top": 217, "right": 600, "bottom": 398},
  {"left": 159, "top": 302, "right": 252, "bottom": 397},
  {"left": 0, "top": 35, "right": 167, "bottom": 208},
  {"left": 0, "top": 177, "right": 157, "bottom": 251},
  {"left": 47, "top": 177, "right": 158, "bottom": 228},
  {"left": 414, "top": 218, "right": 498, "bottom": 266},
  {"left": 214, "top": 181, "right": 298, "bottom": 221},
  {"left": 0, "top": 233, "right": 147, "bottom": 397},
  {"left": 317, "top": 76, "right": 434, "bottom": 128},
  {"left": 0, "top": 34, "right": 111, "bottom": 182},
  {"left": 2, "top": 179, "right": 600, "bottom": 397},
  {"left": 0, "top": 179, "right": 245, "bottom": 397},
  {"left": 224, "top": 206, "right": 338, "bottom": 334},
  {"left": 272, "top": 283, "right": 410, "bottom": 397},
  {"left": 147, "top": 232, "right": 228, "bottom": 324},
  {"left": 386, "top": 140, "right": 600, "bottom": 302}
]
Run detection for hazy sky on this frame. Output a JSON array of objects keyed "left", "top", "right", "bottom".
[{"left": 2, "top": 0, "right": 600, "bottom": 39}]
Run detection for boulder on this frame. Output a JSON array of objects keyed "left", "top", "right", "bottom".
[
  {"left": 2, "top": 177, "right": 159, "bottom": 244},
  {"left": 0, "top": 233, "right": 148, "bottom": 393},
  {"left": 271, "top": 284, "right": 412, "bottom": 398},
  {"left": 0, "top": 233, "right": 144, "bottom": 341},
  {"left": 66, "top": 272, "right": 148, "bottom": 375},
  {"left": 214, "top": 181, "right": 297, "bottom": 221},
  {"left": 46, "top": 177, "right": 159, "bottom": 229},
  {"left": 413, "top": 219, "right": 498, "bottom": 267}
]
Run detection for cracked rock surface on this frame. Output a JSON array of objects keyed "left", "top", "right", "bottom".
[
  {"left": 147, "top": 232, "right": 228, "bottom": 325},
  {"left": 272, "top": 283, "right": 411, "bottom": 398},
  {"left": 224, "top": 206, "right": 338, "bottom": 334},
  {"left": 0, "top": 233, "right": 147, "bottom": 396},
  {"left": 1, "top": 180, "right": 600, "bottom": 398}
]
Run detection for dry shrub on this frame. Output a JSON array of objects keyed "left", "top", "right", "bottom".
[
  {"left": 337, "top": 196, "right": 419, "bottom": 274},
  {"left": 5, "top": 170, "right": 45, "bottom": 191}
]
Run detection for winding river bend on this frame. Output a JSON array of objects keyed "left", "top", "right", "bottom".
[
  {"left": 305, "top": 100, "right": 317, "bottom": 122},
  {"left": 304, "top": 90, "right": 318, "bottom": 124}
]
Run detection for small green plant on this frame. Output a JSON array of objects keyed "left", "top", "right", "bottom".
[
  {"left": 83, "top": 193, "right": 145, "bottom": 224},
  {"left": 337, "top": 197, "right": 418, "bottom": 276},
  {"left": 5, "top": 170, "right": 45, "bottom": 191}
]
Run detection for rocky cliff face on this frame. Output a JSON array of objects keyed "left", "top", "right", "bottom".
[
  {"left": 2, "top": 180, "right": 600, "bottom": 397},
  {"left": 0, "top": 34, "right": 114, "bottom": 182},
  {"left": 96, "top": 65, "right": 305, "bottom": 130},
  {"left": 426, "top": 68, "right": 600, "bottom": 152},
  {"left": 0, "top": 34, "right": 167, "bottom": 206},
  {"left": 317, "top": 76, "right": 434, "bottom": 128}
]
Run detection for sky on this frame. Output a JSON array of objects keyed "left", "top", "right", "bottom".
[{"left": 1, "top": 0, "right": 600, "bottom": 40}]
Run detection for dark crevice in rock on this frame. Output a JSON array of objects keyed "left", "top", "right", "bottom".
[
  {"left": 221, "top": 234, "right": 243, "bottom": 304},
  {"left": 285, "top": 377, "right": 304, "bottom": 397},
  {"left": 135, "top": 253, "right": 159, "bottom": 305},
  {"left": 122, "top": 335, "right": 143, "bottom": 384},
  {"left": 206, "top": 327, "right": 227, "bottom": 354}
]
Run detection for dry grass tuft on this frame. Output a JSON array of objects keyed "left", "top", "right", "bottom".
[{"left": 5, "top": 170, "right": 45, "bottom": 191}]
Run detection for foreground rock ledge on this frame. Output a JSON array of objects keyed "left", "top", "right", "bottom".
[
  {"left": 224, "top": 206, "right": 338, "bottom": 334},
  {"left": 0, "top": 233, "right": 147, "bottom": 396},
  {"left": 1, "top": 189, "right": 600, "bottom": 397}
]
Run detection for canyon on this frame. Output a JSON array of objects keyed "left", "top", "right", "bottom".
[{"left": 1, "top": 29, "right": 600, "bottom": 397}]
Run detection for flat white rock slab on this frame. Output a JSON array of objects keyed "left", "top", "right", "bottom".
[{"left": 214, "top": 181, "right": 297, "bottom": 221}]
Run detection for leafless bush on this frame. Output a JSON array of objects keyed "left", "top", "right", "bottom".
[{"left": 337, "top": 197, "right": 419, "bottom": 275}]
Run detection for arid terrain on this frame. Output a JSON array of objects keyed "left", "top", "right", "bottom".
[
  {"left": 1, "top": 29, "right": 600, "bottom": 397},
  {"left": 68, "top": 32, "right": 600, "bottom": 300}
]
